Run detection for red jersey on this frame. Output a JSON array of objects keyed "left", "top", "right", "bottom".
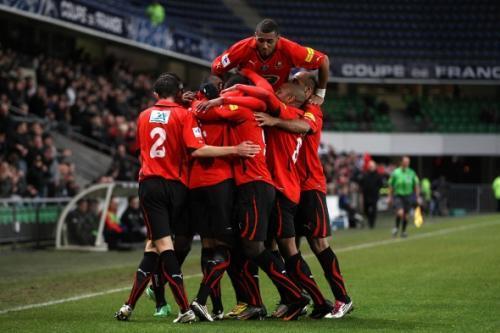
[
  {"left": 188, "top": 96, "right": 233, "bottom": 189},
  {"left": 212, "top": 37, "right": 326, "bottom": 89},
  {"left": 196, "top": 95, "right": 273, "bottom": 187},
  {"left": 265, "top": 103, "right": 304, "bottom": 203},
  {"left": 137, "top": 100, "right": 205, "bottom": 185},
  {"left": 296, "top": 104, "right": 327, "bottom": 194}
]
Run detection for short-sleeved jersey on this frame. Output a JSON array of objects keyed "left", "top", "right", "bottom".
[
  {"left": 296, "top": 104, "right": 327, "bottom": 194},
  {"left": 212, "top": 37, "right": 325, "bottom": 89},
  {"left": 137, "top": 100, "right": 205, "bottom": 185},
  {"left": 266, "top": 104, "right": 304, "bottom": 203},
  {"left": 389, "top": 167, "right": 419, "bottom": 196},
  {"left": 188, "top": 98, "right": 233, "bottom": 189},
  {"left": 196, "top": 98, "right": 273, "bottom": 187}
]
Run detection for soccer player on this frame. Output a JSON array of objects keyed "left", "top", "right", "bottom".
[
  {"left": 211, "top": 18, "right": 329, "bottom": 105},
  {"left": 114, "top": 73, "right": 260, "bottom": 323},
  {"left": 388, "top": 156, "right": 420, "bottom": 238},
  {"left": 254, "top": 71, "right": 354, "bottom": 319},
  {"left": 223, "top": 69, "right": 333, "bottom": 319},
  {"left": 195, "top": 74, "right": 309, "bottom": 321}
]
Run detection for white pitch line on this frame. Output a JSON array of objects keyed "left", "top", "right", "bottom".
[{"left": 1, "top": 219, "right": 498, "bottom": 316}]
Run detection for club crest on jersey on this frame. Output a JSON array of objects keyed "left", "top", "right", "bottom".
[
  {"left": 263, "top": 75, "right": 280, "bottom": 85},
  {"left": 221, "top": 54, "right": 231, "bottom": 68},
  {"left": 149, "top": 110, "right": 170, "bottom": 124},
  {"left": 192, "top": 127, "right": 203, "bottom": 138},
  {"left": 261, "top": 64, "right": 269, "bottom": 71}
]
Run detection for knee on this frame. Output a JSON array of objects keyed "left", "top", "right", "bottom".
[
  {"left": 242, "top": 240, "right": 264, "bottom": 259},
  {"left": 174, "top": 235, "right": 192, "bottom": 254},
  {"left": 308, "top": 237, "right": 329, "bottom": 254}
]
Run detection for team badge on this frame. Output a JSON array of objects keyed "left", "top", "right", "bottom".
[
  {"left": 221, "top": 54, "right": 231, "bottom": 68},
  {"left": 192, "top": 127, "right": 203, "bottom": 138},
  {"left": 149, "top": 110, "right": 171, "bottom": 124}
]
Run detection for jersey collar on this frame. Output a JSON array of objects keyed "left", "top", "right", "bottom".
[{"left": 155, "top": 99, "right": 179, "bottom": 107}]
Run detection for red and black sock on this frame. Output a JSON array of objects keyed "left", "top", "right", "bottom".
[
  {"left": 196, "top": 246, "right": 230, "bottom": 305},
  {"left": 316, "top": 247, "right": 350, "bottom": 303},
  {"left": 160, "top": 250, "right": 189, "bottom": 312},
  {"left": 271, "top": 250, "right": 293, "bottom": 304},
  {"left": 285, "top": 252, "right": 326, "bottom": 306},
  {"left": 227, "top": 247, "right": 250, "bottom": 304},
  {"left": 254, "top": 249, "right": 302, "bottom": 302},
  {"left": 151, "top": 260, "right": 167, "bottom": 309},
  {"left": 241, "top": 258, "right": 264, "bottom": 306},
  {"left": 126, "top": 252, "right": 157, "bottom": 308},
  {"left": 201, "top": 247, "right": 224, "bottom": 312}
]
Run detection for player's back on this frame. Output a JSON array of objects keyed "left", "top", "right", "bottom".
[
  {"left": 265, "top": 105, "right": 303, "bottom": 203},
  {"left": 137, "top": 100, "right": 194, "bottom": 185},
  {"left": 297, "top": 104, "right": 327, "bottom": 194}
]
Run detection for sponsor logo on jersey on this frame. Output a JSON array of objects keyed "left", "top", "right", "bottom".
[
  {"left": 304, "top": 112, "right": 316, "bottom": 122},
  {"left": 229, "top": 104, "right": 239, "bottom": 111},
  {"left": 305, "top": 47, "right": 315, "bottom": 63},
  {"left": 193, "top": 127, "right": 203, "bottom": 138},
  {"left": 149, "top": 110, "right": 171, "bottom": 124},
  {"left": 221, "top": 54, "right": 231, "bottom": 68}
]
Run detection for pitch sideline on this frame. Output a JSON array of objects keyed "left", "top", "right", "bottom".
[{"left": 1, "top": 218, "right": 498, "bottom": 315}]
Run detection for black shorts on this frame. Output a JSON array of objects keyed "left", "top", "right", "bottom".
[
  {"left": 138, "top": 177, "right": 188, "bottom": 241},
  {"left": 270, "top": 191, "right": 297, "bottom": 239},
  {"left": 188, "top": 179, "right": 235, "bottom": 243},
  {"left": 394, "top": 195, "right": 412, "bottom": 213},
  {"left": 235, "top": 181, "right": 275, "bottom": 241},
  {"left": 295, "top": 190, "right": 331, "bottom": 238}
]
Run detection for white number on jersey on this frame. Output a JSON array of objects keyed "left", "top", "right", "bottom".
[
  {"left": 292, "top": 137, "right": 303, "bottom": 163},
  {"left": 149, "top": 127, "right": 167, "bottom": 158}
]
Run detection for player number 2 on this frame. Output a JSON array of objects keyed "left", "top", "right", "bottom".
[
  {"left": 150, "top": 127, "right": 166, "bottom": 158},
  {"left": 292, "top": 137, "right": 303, "bottom": 163}
]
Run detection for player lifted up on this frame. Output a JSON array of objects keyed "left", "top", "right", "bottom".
[{"left": 212, "top": 18, "right": 329, "bottom": 105}]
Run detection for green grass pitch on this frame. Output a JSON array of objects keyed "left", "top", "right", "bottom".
[{"left": 0, "top": 214, "right": 499, "bottom": 333}]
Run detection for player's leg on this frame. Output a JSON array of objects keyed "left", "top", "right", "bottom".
[
  {"left": 393, "top": 196, "right": 405, "bottom": 236},
  {"left": 115, "top": 240, "right": 158, "bottom": 321},
  {"left": 298, "top": 190, "right": 353, "bottom": 319},
  {"left": 238, "top": 182, "right": 307, "bottom": 321},
  {"left": 265, "top": 238, "right": 293, "bottom": 317},
  {"left": 400, "top": 196, "right": 411, "bottom": 237},
  {"left": 142, "top": 178, "right": 194, "bottom": 323}
]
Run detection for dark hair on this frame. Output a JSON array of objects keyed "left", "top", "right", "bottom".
[
  {"left": 223, "top": 74, "right": 251, "bottom": 89},
  {"left": 153, "top": 72, "right": 183, "bottom": 98},
  {"left": 256, "top": 18, "right": 279, "bottom": 34}
]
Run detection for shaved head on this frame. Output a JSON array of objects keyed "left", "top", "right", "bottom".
[
  {"left": 276, "top": 82, "right": 306, "bottom": 106},
  {"left": 292, "top": 71, "right": 317, "bottom": 101}
]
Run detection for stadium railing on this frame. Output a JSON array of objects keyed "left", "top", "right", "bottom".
[{"left": 0, "top": 197, "right": 70, "bottom": 247}]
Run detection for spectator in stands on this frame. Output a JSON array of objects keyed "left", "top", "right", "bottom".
[
  {"left": 104, "top": 198, "right": 131, "bottom": 251},
  {"left": 146, "top": 1, "right": 166, "bottom": 27},
  {"left": 359, "top": 161, "right": 383, "bottom": 229},
  {"left": 493, "top": 175, "right": 500, "bottom": 212},
  {"left": 120, "top": 195, "right": 146, "bottom": 242},
  {"left": 26, "top": 154, "right": 49, "bottom": 197},
  {"left": 66, "top": 199, "right": 96, "bottom": 246},
  {"left": 0, "top": 161, "right": 13, "bottom": 198},
  {"left": 107, "top": 144, "right": 137, "bottom": 181}
]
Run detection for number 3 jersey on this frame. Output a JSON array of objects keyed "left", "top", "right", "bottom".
[{"left": 136, "top": 99, "right": 205, "bottom": 184}]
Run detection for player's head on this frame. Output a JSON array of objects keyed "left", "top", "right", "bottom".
[
  {"left": 153, "top": 72, "right": 184, "bottom": 100},
  {"left": 255, "top": 18, "right": 279, "bottom": 59},
  {"left": 292, "top": 71, "right": 317, "bottom": 101},
  {"left": 223, "top": 73, "right": 251, "bottom": 89},
  {"left": 368, "top": 160, "right": 377, "bottom": 172},
  {"left": 276, "top": 82, "right": 306, "bottom": 106},
  {"left": 200, "top": 75, "right": 223, "bottom": 99},
  {"left": 401, "top": 156, "right": 410, "bottom": 168}
]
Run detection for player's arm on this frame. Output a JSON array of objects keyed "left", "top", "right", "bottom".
[
  {"left": 196, "top": 95, "right": 266, "bottom": 113},
  {"left": 254, "top": 112, "right": 311, "bottom": 134},
  {"left": 414, "top": 173, "right": 421, "bottom": 198},
  {"left": 240, "top": 68, "right": 274, "bottom": 92},
  {"left": 387, "top": 174, "right": 395, "bottom": 206},
  {"left": 287, "top": 40, "right": 329, "bottom": 105},
  {"left": 192, "top": 141, "right": 261, "bottom": 158},
  {"left": 211, "top": 39, "right": 249, "bottom": 76}
]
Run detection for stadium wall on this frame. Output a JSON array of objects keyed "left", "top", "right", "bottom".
[{"left": 322, "top": 132, "right": 500, "bottom": 156}]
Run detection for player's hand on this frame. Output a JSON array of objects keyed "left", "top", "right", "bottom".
[
  {"left": 254, "top": 112, "right": 279, "bottom": 127},
  {"left": 181, "top": 91, "right": 196, "bottom": 104},
  {"left": 221, "top": 85, "right": 239, "bottom": 95},
  {"left": 235, "top": 141, "right": 261, "bottom": 157},
  {"left": 308, "top": 94, "right": 324, "bottom": 105},
  {"left": 195, "top": 97, "right": 223, "bottom": 113}
]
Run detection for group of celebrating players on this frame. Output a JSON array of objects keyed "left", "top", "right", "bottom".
[{"left": 114, "top": 18, "right": 353, "bottom": 323}]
